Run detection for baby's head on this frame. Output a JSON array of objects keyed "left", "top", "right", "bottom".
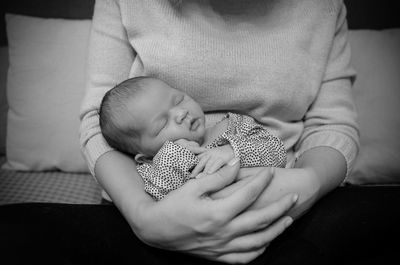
[{"left": 99, "top": 76, "right": 206, "bottom": 160}]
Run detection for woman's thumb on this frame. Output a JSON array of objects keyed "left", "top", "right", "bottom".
[{"left": 195, "top": 157, "right": 240, "bottom": 195}]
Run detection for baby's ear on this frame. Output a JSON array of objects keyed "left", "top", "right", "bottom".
[{"left": 134, "top": 154, "right": 152, "bottom": 164}]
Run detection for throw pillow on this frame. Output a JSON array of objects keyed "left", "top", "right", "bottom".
[
  {"left": 3, "top": 14, "right": 91, "bottom": 172},
  {"left": 0, "top": 47, "right": 8, "bottom": 156},
  {"left": 346, "top": 29, "right": 400, "bottom": 184}
]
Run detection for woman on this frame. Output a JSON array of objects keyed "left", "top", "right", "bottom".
[{"left": 79, "top": 0, "right": 359, "bottom": 263}]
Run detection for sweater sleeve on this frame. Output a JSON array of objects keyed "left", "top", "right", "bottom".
[
  {"left": 294, "top": 1, "right": 359, "bottom": 177},
  {"left": 79, "top": 0, "right": 135, "bottom": 176},
  {"left": 223, "top": 114, "right": 287, "bottom": 168},
  {"left": 137, "top": 141, "right": 199, "bottom": 201}
]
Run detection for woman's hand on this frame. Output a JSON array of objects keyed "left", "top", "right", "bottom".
[
  {"left": 245, "top": 167, "right": 321, "bottom": 218},
  {"left": 210, "top": 167, "right": 321, "bottom": 220},
  {"left": 133, "top": 159, "right": 298, "bottom": 264},
  {"left": 244, "top": 147, "right": 347, "bottom": 219}
]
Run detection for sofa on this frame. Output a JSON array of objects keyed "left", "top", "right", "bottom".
[{"left": 0, "top": 0, "right": 400, "bottom": 264}]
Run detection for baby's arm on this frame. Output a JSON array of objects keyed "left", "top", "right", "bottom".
[
  {"left": 224, "top": 114, "right": 287, "bottom": 168},
  {"left": 137, "top": 141, "right": 199, "bottom": 200}
]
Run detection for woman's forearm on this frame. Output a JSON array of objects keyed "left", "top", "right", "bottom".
[
  {"left": 294, "top": 146, "right": 347, "bottom": 199},
  {"left": 94, "top": 150, "right": 153, "bottom": 230},
  {"left": 94, "top": 154, "right": 296, "bottom": 263},
  {"left": 245, "top": 146, "right": 347, "bottom": 219}
]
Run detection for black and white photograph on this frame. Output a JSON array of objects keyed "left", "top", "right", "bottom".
[{"left": 0, "top": 0, "right": 400, "bottom": 264}]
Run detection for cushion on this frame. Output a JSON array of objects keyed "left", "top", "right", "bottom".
[
  {"left": 3, "top": 14, "right": 91, "bottom": 172},
  {"left": 0, "top": 169, "right": 101, "bottom": 205},
  {"left": 2, "top": 13, "right": 400, "bottom": 182},
  {"left": 0, "top": 46, "right": 8, "bottom": 155},
  {"left": 346, "top": 29, "right": 400, "bottom": 184}
]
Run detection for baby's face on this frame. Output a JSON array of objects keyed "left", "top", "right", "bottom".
[{"left": 125, "top": 79, "right": 206, "bottom": 157}]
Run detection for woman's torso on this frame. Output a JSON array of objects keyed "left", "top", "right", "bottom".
[{"left": 118, "top": 0, "right": 341, "bottom": 152}]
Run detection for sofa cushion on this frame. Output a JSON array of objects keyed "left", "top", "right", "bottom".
[
  {"left": 346, "top": 29, "right": 400, "bottom": 184},
  {"left": 0, "top": 46, "right": 8, "bottom": 155},
  {"left": 2, "top": 12, "right": 400, "bottom": 183},
  {"left": 3, "top": 14, "right": 91, "bottom": 172}
]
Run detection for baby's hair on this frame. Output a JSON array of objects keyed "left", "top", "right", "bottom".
[{"left": 99, "top": 76, "right": 153, "bottom": 155}]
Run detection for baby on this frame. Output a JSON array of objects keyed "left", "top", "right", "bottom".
[{"left": 99, "top": 76, "right": 287, "bottom": 200}]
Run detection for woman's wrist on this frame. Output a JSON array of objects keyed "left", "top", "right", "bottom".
[
  {"left": 294, "top": 146, "right": 346, "bottom": 198},
  {"left": 128, "top": 199, "right": 159, "bottom": 244},
  {"left": 94, "top": 150, "right": 153, "bottom": 227},
  {"left": 236, "top": 146, "right": 345, "bottom": 218},
  {"left": 297, "top": 166, "right": 322, "bottom": 199}
]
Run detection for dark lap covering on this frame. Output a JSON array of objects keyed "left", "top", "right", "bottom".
[{"left": 1, "top": 185, "right": 400, "bottom": 265}]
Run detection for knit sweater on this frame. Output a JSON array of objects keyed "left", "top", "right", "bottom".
[{"left": 79, "top": 0, "right": 359, "bottom": 178}]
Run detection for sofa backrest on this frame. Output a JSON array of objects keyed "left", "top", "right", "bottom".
[{"left": 1, "top": 0, "right": 400, "bottom": 46}]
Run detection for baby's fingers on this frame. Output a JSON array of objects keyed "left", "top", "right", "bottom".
[
  {"left": 190, "top": 156, "right": 209, "bottom": 178},
  {"left": 188, "top": 146, "right": 208, "bottom": 154},
  {"left": 204, "top": 158, "right": 226, "bottom": 174}
]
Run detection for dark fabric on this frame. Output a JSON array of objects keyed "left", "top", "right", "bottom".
[
  {"left": 1, "top": 0, "right": 400, "bottom": 45},
  {"left": 0, "top": 0, "right": 95, "bottom": 45},
  {"left": 344, "top": 0, "right": 400, "bottom": 30},
  {"left": 1, "top": 185, "right": 400, "bottom": 265}
]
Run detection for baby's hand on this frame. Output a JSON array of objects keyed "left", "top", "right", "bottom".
[
  {"left": 174, "top": 139, "right": 207, "bottom": 154},
  {"left": 191, "top": 145, "right": 235, "bottom": 177}
]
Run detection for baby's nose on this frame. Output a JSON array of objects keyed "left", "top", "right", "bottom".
[{"left": 174, "top": 108, "right": 188, "bottom": 123}]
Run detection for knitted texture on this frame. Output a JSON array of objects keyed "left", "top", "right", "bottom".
[{"left": 80, "top": 0, "right": 359, "bottom": 177}]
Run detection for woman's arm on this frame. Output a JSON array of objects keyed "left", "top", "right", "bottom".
[
  {"left": 211, "top": 147, "right": 345, "bottom": 219},
  {"left": 243, "top": 146, "right": 347, "bottom": 219},
  {"left": 80, "top": 0, "right": 135, "bottom": 174},
  {"left": 294, "top": 1, "right": 359, "bottom": 179},
  {"left": 287, "top": 1, "right": 359, "bottom": 214},
  {"left": 213, "top": 1, "right": 359, "bottom": 219},
  {"left": 96, "top": 151, "right": 297, "bottom": 264}
]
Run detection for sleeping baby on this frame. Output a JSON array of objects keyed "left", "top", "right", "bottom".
[{"left": 99, "top": 76, "right": 287, "bottom": 200}]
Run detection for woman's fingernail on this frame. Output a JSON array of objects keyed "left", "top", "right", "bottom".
[
  {"left": 228, "top": 157, "right": 240, "bottom": 166},
  {"left": 285, "top": 217, "right": 293, "bottom": 227},
  {"left": 292, "top": 194, "right": 298, "bottom": 203}
]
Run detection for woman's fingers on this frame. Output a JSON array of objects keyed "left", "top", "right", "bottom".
[
  {"left": 223, "top": 215, "right": 293, "bottom": 253},
  {"left": 214, "top": 167, "right": 274, "bottom": 219},
  {"left": 236, "top": 167, "right": 261, "bottom": 181},
  {"left": 197, "top": 152, "right": 206, "bottom": 159},
  {"left": 227, "top": 193, "right": 298, "bottom": 236},
  {"left": 189, "top": 146, "right": 208, "bottom": 154},
  {"left": 215, "top": 247, "right": 267, "bottom": 264}
]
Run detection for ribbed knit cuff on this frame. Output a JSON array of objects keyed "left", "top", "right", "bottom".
[
  {"left": 295, "top": 131, "right": 359, "bottom": 178},
  {"left": 82, "top": 133, "right": 115, "bottom": 177}
]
